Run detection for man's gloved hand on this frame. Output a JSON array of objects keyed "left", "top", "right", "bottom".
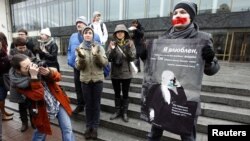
[{"left": 202, "top": 46, "right": 215, "bottom": 63}]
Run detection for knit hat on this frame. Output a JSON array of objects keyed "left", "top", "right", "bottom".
[
  {"left": 93, "top": 11, "right": 101, "bottom": 17},
  {"left": 40, "top": 28, "right": 51, "bottom": 37},
  {"left": 75, "top": 16, "right": 88, "bottom": 25},
  {"left": 173, "top": 0, "right": 197, "bottom": 22}
]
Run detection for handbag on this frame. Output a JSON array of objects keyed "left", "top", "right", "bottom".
[{"left": 117, "top": 46, "right": 138, "bottom": 74}]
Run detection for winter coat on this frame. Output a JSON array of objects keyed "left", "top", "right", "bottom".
[
  {"left": 67, "top": 32, "right": 101, "bottom": 68},
  {"left": 90, "top": 22, "right": 108, "bottom": 45},
  {"left": 106, "top": 24, "right": 136, "bottom": 79},
  {"left": 9, "top": 68, "right": 30, "bottom": 103},
  {"left": 75, "top": 42, "right": 108, "bottom": 83},
  {"left": 38, "top": 39, "right": 60, "bottom": 71},
  {"left": 131, "top": 23, "right": 145, "bottom": 54},
  {"left": 0, "top": 49, "right": 10, "bottom": 86},
  {"left": 13, "top": 69, "right": 72, "bottom": 135}
]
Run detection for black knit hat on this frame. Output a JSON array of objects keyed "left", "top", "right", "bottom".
[{"left": 173, "top": 0, "right": 197, "bottom": 22}]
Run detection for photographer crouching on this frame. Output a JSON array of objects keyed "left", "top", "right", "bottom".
[{"left": 9, "top": 54, "right": 75, "bottom": 141}]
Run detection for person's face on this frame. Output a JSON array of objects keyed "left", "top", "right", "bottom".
[
  {"left": 16, "top": 45, "right": 27, "bottom": 53},
  {"left": 132, "top": 23, "right": 138, "bottom": 27},
  {"left": 83, "top": 29, "right": 93, "bottom": 41},
  {"left": 18, "top": 58, "right": 31, "bottom": 76},
  {"left": 18, "top": 32, "right": 27, "bottom": 40},
  {"left": 116, "top": 31, "right": 125, "bottom": 40},
  {"left": 172, "top": 8, "right": 191, "bottom": 30},
  {"left": 40, "top": 34, "right": 49, "bottom": 40},
  {"left": 94, "top": 14, "right": 101, "bottom": 22},
  {"left": 76, "top": 22, "right": 86, "bottom": 31}
]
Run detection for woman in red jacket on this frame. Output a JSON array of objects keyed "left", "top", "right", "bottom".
[{"left": 9, "top": 54, "right": 75, "bottom": 141}]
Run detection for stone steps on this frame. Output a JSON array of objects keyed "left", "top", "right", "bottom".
[{"left": 61, "top": 73, "right": 250, "bottom": 96}]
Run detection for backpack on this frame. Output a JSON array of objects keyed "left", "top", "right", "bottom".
[{"left": 103, "top": 64, "right": 110, "bottom": 78}]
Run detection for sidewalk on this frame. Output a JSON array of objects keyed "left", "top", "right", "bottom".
[{"left": 2, "top": 111, "right": 85, "bottom": 141}]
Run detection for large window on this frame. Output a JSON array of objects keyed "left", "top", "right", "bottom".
[
  {"left": 76, "top": 0, "right": 88, "bottom": 18},
  {"left": 199, "top": 0, "right": 213, "bottom": 14},
  {"left": 91, "top": 0, "right": 105, "bottom": 21},
  {"left": 108, "top": 0, "right": 122, "bottom": 21},
  {"left": 232, "top": 0, "right": 250, "bottom": 12},
  {"left": 126, "top": 0, "right": 145, "bottom": 19},
  {"left": 148, "top": 0, "right": 171, "bottom": 18}
]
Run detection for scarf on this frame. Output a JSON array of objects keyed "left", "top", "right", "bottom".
[
  {"left": 38, "top": 38, "right": 54, "bottom": 53},
  {"left": 167, "top": 23, "right": 198, "bottom": 39},
  {"left": 116, "top": 38, "right": 127, "bottom": 47},
  {"left": 83, "top": 40, "right": 92, "bottom": 48}
]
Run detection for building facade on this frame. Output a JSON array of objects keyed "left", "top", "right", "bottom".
[{"left": 6, "top": 0, "right": 250, "bottom": 62}]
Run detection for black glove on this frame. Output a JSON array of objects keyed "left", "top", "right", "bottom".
[{"left": 202, "top": 46, "right": 215, "bottom": 63}]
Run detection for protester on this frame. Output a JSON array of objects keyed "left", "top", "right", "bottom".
[
  {"left": 90, "top": 11, "right": 108, "bottom": 45},
  {"left": 9, "top": 54, "right": 75, "bottom": 141},
  {"left": 129, "top": 19, "right": 145, "bottom": 72},
  {"left": 75, "top": 26, "right": 108, "bottom": 140},
  {"left": 106, "top": 24, "right": 136, "bottom": 122},
  {"left": 145, "top": 1, "right": 220, "bottom": 141},
  {"left": 67, "top": 16, "right": 101, "bottom": 114},
  {"left": 37, "top": 28, "right": 60, "bottom": 72},
  {"left": 9, "top": 37, "right": 37, "bottom": 132},
  {"left": 11, "top": 28, "right": 37, "bottom": 56},
  {"left": 0, "top": 32, "right": 13, "bottom": 121}
]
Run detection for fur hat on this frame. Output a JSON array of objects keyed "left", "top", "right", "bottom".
[
  {"left": 93, "top": 11, "right": 101, "bottom": 17},
  {"left": 40, "top": 28, "right": 51, "bottom": 37},
  {"left": 173, "top": 0, "right": 197, "bottom": 22},
  {"left": 75, "top": 16, "right": 88, "bottom": 25}
]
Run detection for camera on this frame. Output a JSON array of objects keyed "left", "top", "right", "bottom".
[{"left": 38, "top": 61, "right": 47, "bottom": 67}]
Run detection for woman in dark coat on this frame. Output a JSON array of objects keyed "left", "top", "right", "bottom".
[
  {"left": 106, "top": 24, "right": 136, "bottom": 122},
  {"left": 0, "top": 32, "right": 13, "bottom": 121},
  {"left": 129, "top": 20, "right": 145, "bottom": 72}
]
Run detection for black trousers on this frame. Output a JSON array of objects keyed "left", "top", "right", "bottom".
[
  {"left": 111, "top": 79, "right": 131, "bottom": 99},
  {"left": 74, "top": 68, "right": 85, "bottom": 107},
  {"left": 18, "top": 99, "right": 33, "bottom": 123}
]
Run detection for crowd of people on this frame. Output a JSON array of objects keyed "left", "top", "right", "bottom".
[{"left": 0, "top": 1, "right": 220, "bottom": 141}]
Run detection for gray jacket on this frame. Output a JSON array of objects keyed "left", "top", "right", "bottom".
[
  {"left": 106, "top": 24, "right": 136, "bottom": 79},
  {"left": 75, "top": 42, "right": 108, "bottom": 83},
  {"left": 9, "top": 68, "right": 30, "bottom": 103},
  {"left": 106, "top": 40, "right": 136, "bottom": 79}
]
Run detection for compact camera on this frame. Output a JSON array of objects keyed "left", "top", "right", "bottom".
[{"left": 38, "top": 61, "right": 47, "bottom": 68}]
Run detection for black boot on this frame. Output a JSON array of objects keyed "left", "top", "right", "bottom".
[
  {"left": 91, "top": 128, "right": 98, "bottom": 140},
  {"left": 21, "top": 122, "right": 28, "bottom": 132},
  {"left": 122, "top": 99, "right": 129, "bottom": 122},
  {"left": 110, "top": 98, "right": 122, "bottom": 120},
  {"left": 84, "top": 128, "right": 92, "bottom": 140}
]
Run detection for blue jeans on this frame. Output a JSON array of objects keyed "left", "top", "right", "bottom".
[
  {"left": 32, "top": 105, "right": 75, "bottom": 141},
  {"left": 81, "top": 81, "right": 103, "bottom": 129},
  {"left": 148, "top": 116, "right": 198, "bottom": 141}
]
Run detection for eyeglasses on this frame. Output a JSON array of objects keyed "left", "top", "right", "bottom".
[{"left": 18, "top": 34, "right": 26, "bottom": 36}]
